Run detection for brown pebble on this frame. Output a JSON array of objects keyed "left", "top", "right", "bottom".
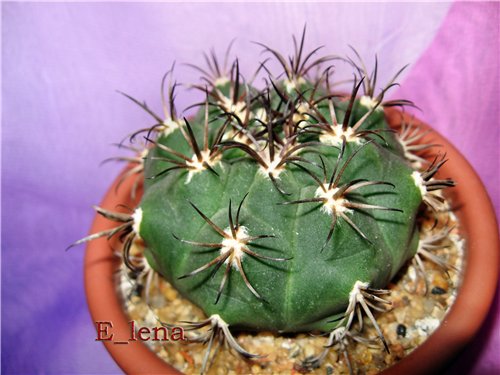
[
  {"left": 432, "top": 274, "right": 449, "bottom": 290},
  {"left": 165, "top": 287, "right": 178, "bottom": 301},
  {"left": 391, "top": 343, "right": 405, "bottom": 360},
  {"left": 360, "top": 349, "right": 373, "bottom": 365}
]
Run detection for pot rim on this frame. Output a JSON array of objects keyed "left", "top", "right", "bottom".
[
  {"left": 84, "top": 108, "right": 499, "bottom": 375},
  {"left": 382, "top": 108, "right": 499, "bottom": 374},
  {"left": 84, "top": 171, "right": 181, "bottom": 374}
]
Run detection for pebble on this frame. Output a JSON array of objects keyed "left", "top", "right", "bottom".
[
  {"left": 281, "top": 340, "right": 292, "bottom": 349},
  {"left": 432, "top": 274, "right": 449, "bottom": 290},
  {"left": 391, "top": 343, "right": 405, "bottom": 359},
  {"left": 394, "top": 308, "right": 407, "bottom": 323},
  {"left": 415, "top": 317, "right": 440, "bottom": 336},
  {"left": 174, "top": 352, "right": 184, "bottom": 364},
  {"left": 289, "top": 343, "right": 302, "bottom": 358},
  {"left": 432, "top": 306, "right": 445, "bottom": 320},
  {"left": 164, "top": 287, "right": 178, "bottom": 301},
  {"left": 396, "top": 324, "right": 407, "bottom": 338},
  {"left": 360, "top": 349, "right": 373, "bottom": 365},
  {"left": 431, "top": 286, "right": 447, "bottom": 295},
  {"left": 424, "top": 299, "right": 435, "bottom": 314},
  {"left": 304, "top": 345, "right": 316, "bottom": 357}
]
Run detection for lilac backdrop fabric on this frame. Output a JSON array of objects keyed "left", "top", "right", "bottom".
[{"left": 2, "top": 2, "right": 499, "bottom": 374}]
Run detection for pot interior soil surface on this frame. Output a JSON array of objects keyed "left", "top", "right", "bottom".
[{"left": 119, "top": 201, "right": 464, "bottom": 375}]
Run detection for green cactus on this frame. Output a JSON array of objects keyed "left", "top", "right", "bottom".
[{"left": 72, "top": 28, "right": 456, "bottom": 372}]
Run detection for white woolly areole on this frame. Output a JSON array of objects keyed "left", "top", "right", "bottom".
[
  {"left": 293, "top": 102, "right": 311, "bottom": 124},
  {"left": 411, "top": 171, "right": 427, "bottom": 196},
  {"left": 331, "top": 326, "right": 347, "bottom": 340},
  {"left": 139, "top": 254, "right": 152, "bottom": 273},
  {"left": 315, "top": 185, "right": 351, "bottom": 215},
  {"left": 132, "top": 207, "right": 143, "bottom": 234},
  {"left": 360, "top": 95, "right": 381, "bottom": 110},
  {"left": 139, "top": 148, "right": 149, "bottom": 160},
  {"left": 284, "top": 77, "right": 306, "bottom": 93},
  {"left": 185, "top": 150, "right": 220, "bottom": 184},
  {"left": 210, "top": 314, "right": 228, "bottom": 328},
  {"left": 220, "top": 226, "right": 249, "bottom": 270},
  {"left": 257, "top": 145, "right": 285, "bottom": 178},
  {"left": 349, "top": 280, "right": 370, "bottom": 302},
  {"left": 319, "top": 124, "right": 361, "bottom": 146},
  {"left": 221, "top": 128, "right": 253, "bottom": 145},
  {"left": 161, "top": 118, "right": 183, "bottom": 137},
  {"left": 220, "top": 96, "right": 246, "bottom": 120},
  {"left": 259, "top": 158, "right": 285, "bottom": 179},
  {"left": 253, "top": 107, "right": 268, "bottom": 123},
  {"left": 214, "top": 76, "right": 230, "bottom": 87}
]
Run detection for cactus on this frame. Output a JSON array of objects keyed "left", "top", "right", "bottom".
[{"left": 71, "top": 28, "right": 456, "bottom": 372}]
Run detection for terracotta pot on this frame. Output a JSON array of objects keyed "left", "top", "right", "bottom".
[
  {"left": 84, "top": 109, "right": 499, "bottom": 375},
  {"left": 84, "top": 173, "right": 180, "bottom": 374}
]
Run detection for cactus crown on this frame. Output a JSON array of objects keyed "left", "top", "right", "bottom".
[{"left": 71, "top": 27, "right": 456, "bottom": 372}]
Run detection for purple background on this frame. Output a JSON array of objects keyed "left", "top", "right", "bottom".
[{"left": 2, "top": 2, "right": 498, "bottom": 374}]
